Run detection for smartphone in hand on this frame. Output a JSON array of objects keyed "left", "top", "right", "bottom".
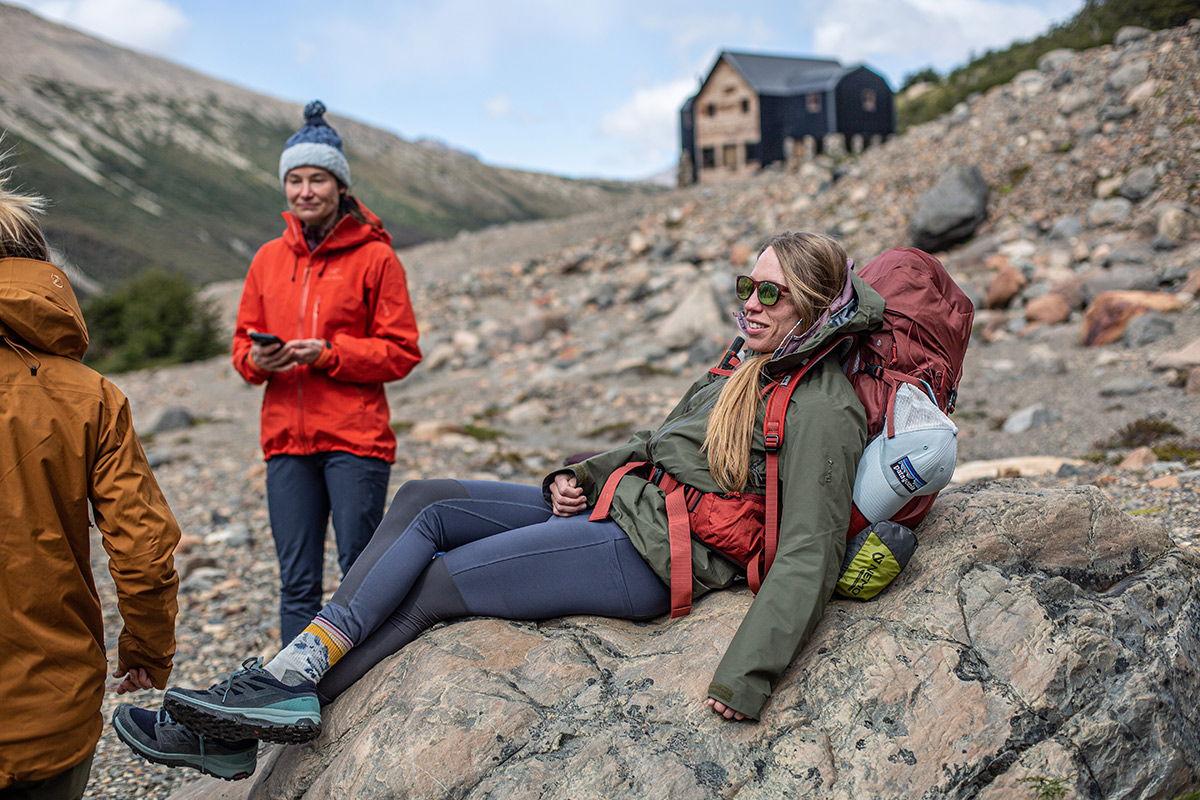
[{"left": 248, "top": 331, "right": 285, "bottom": 348}]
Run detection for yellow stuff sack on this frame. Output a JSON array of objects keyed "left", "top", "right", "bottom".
[{"left": 836, "top": 521, "right": 918, "bottom": 600}]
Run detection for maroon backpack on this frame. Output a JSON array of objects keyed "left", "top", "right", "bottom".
[{"left": 760, "top": 248, "right": 975, "bottom": 582}]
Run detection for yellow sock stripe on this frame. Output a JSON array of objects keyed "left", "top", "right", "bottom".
[{"left": 304, "top": 620, "right": 349, "bottom": 666}]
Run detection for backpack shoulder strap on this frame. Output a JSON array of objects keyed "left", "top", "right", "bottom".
[{"left": 760, "top": 335, "right": 854, "bottom": 582}]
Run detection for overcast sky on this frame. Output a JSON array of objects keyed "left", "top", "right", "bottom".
[{"left": 14, "top": 0, "right": 1082, "bottom": 180}]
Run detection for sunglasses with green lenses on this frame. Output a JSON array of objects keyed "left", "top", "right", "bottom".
[{"left": 735, "top": 275, "right": 791, "bottom": 306}]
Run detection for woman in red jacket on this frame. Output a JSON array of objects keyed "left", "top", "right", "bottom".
[{"left": 232, "top": 101, "right": 421, "bottom": 644}]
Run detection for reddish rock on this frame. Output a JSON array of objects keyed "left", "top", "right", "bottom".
[
  {"left": 1120, "top": 446, "right": 1158, "bottom": 469},
  {"left": 1024, "top": 293, "right": 1071, "bottom": 325},
  {"left": 986, "top": 265, "right": 1027, "bottom": 309},
  {"left": 1187, "top": 367, "right": 1200, "bottom": 397},
  {"left": 1080, "top": 291, "right": 1188, "bottom": 347}
]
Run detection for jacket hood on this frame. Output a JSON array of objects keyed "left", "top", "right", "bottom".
[
  {"left": 281, "top": 197, "right": 393, "bottom": 257},
  {"left": 0, "top": 257, "right": 88, "bottom": 361},
  {"left": 757, "top": 270, "right": 884, "bottom": 375}
]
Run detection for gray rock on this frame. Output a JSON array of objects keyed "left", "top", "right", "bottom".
[
  {"left": 1157, "top": 206, "right": 1195, "bottom": 241},
  {"left": 656, "top": 279, "right": 727, "bottom": 351},
  {"left": 151, "top": 406, "right": 194, "bottom": 433},
  {"left": 1106, "top": 57, "right": 1151, "bottom": 93},
  {"left": 1104, "top": 239, "right": 1154, "bottom": 266},
  {"left": 1114, "top": 26, "right": 1152, "bottom": 46},
  {"left": 909, "top": 165, "right": 989, "bottom": 252},
  {"left": 166, "top": 484, "right": 1200, "bottom": 800},
  {"left": 1038, "top": 48, "right": 1075, "bottom": 73},
  {"left": 1002, "top": 404, "right": 1059, "bottom": 433},
  {"left": 1058, "top": 89, "right": 1094, "bottom": 117},
  {"left": 1099, "top": 104, "right": 1136, "bottom": 122},
  {"left": 1080, "top": 266, "right": 1161, "bottom": 306},
  {"left": 1050, "top": 68, "right": 1074, "bottom": 89},
  {"left": 1087, "top": 198, "right": 1133, "bottom": 228},
  {"left": 1123, "top": 311, "right": 1175, "bottom": 347},
  {"left": 1119, "top": 166, "right": 1158, "bottom": 201},
  {"left": 1046, "top": 216, "right": 1081, "bottom": 241},
  {"left": 1098, "top": 377, "right": 1157, "bottom": 396}
]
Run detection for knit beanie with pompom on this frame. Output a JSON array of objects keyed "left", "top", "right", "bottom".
[{"left": 278, "top": 100, "right": 351, "bottom": 188}]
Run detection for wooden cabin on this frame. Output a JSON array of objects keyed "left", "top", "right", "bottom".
[{"left": 680, "top": 51, "right": 894, "bottom": 184}]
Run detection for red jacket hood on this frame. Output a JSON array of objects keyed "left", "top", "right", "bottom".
[{"left": 281, "top": 198, "right": 393, "bottom": 258}]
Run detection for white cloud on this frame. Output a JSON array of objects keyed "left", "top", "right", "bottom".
[
  {"left": 813, "top": 0, "right": 1077, "bottom": 78},
  {"left": 23, "top": 0, "right": 189, "bottom": 54},
  {"left": 484, "top": 94, "right": 513, "bottom": 118},
  {"left": 599, "top": 77, "right": 696, "bottom": 169}
]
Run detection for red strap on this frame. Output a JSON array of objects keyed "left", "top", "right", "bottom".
[
  {"left": 588, "top": 461, "right": 647, "bottom": 522},
  {"left": 590, "top": 462, "right": 694, "bottom": 617},
  {"left": 664, "top": 485, "right": 693, "bottom": 618},
  {"left": 761, "top": 336, "right": 853, "bottom": 581}
]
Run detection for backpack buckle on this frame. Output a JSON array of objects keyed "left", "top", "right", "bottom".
[{"left": 764, "top": 432, "right": 780, "bottom": 452}]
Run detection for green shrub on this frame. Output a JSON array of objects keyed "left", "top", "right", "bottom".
[{"left": 82, "top": 269, "right": 224, "bottom": 373}]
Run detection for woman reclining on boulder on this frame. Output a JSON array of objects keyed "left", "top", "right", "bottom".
[{"left": 114, "top": 231, "right": 885, "bottom": 780}]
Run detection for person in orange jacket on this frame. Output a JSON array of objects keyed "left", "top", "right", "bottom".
[
  {"left": 0, "top": 163, "right": 180, "bottom": 798},
  {"left": 231, "top": 101, "right": 422, "bottom": 644}
]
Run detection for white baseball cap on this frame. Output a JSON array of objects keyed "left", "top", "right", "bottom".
[{"left": 853, "top": 382, "right": 958, "bottom": 524}]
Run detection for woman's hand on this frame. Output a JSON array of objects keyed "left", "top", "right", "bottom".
[
  {"left": 287, "top": 338, "right": 327, "bottom": 365},
  {"left": 111, "top": 666, "right": 154, "bottom": 695},
  {"left": 706, "top": 697, "right": 748, "bottom": 721},
  {"left": 549, "top": 473, "right": 588, "bottom": 517},
  {"left": 248, "top": 329, "right": 295, "bottom": 372}
]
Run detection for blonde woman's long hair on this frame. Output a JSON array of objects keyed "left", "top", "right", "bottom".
[
  {"left": 704, "top": 232, "right": 849, "bottom": 492},
  {"left": 0, "top": 154, "right": 49, "bottom": 262}
]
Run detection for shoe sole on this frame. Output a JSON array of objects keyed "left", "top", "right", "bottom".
[
  {"left": 111, "top": 711, "right": 256, "bottom": 781},
  {"left": 162, "top": 692, "right": 321, "bottom": 745}
]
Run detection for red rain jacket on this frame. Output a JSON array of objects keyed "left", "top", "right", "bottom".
[{"left": 232, "top": 200, "right": 421, "bottom": 462}]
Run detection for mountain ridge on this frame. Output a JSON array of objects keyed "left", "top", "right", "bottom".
[{"left": 0, "top": 2, "right": 657, "bottom": 290}]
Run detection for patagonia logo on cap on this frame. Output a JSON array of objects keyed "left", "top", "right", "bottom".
[{"left": 889, "top": 457, "right": 928, "bottom": 494}]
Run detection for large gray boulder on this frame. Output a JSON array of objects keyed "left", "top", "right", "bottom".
[
  {"left": 171, "top": 483, "right": 1199, "bottom": 800},
  {"left": 910, "top": 166, "right": 990, "bottom": 253}
]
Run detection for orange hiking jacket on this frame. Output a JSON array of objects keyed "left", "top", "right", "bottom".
[
  {"left": 0, "top": 257, "right": 180, "bottom": 787},
  {"left": 232, "top": 200, "right": 421, "bottom": 462}
]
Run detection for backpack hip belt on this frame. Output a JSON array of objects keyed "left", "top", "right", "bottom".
[{"left": 590, "top": 461, "right": 768, "bottom": 620}]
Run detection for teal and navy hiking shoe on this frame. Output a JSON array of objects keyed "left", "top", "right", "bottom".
[
  {"left": 112, "top": 704, "right": 257, "bottom": 781},
  {"left": 162, "top": 657, "right": 321, "bottom": 744}
]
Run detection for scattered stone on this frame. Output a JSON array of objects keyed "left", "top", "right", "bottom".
[
  {"left": 1120, "top": 446, "right": 1158, "bottom": 469},
  {"left": 909, "top": 165, "right": 989, "bottom": 252},
  {"left": 1098, "top": 377, "right": 1156, "bottom": 397},
  {"left": 1046, "top": 216, "right": 1081, "bottom": 241},
  {"left": 1002, "top": 404, "right": 1058, "bottom": 433},
  {"left": 1149, "top": 475, "right": 1182, "bottom": 489},
  {"left": 1118, "top": 167, "right": 1158, "bottom": 201},
  {"left": 1081, "top": 290, "right": 1188, "bottom": 346},
  {"left": 1122, "top": 311, "right": 1175, "bottom": 347},
  {"left": 1087, "top": 198, "right": 1133, "bottom": 227},
  {"left": 1114, "top": 25, "right": 1152, "bottom": 46},
  {"left": 985, "top": 264, "right": 1027, "bottom": 309},
  {"left": 1106, "top": 57, "right": 1151, "bottom": 92},
  {"left": 150, "top": 406, "right": 194, "bottom": 433},
  {"left": 1150, "top": 338, "right": 1200, "bottom": 371},
  {"left": 951, "top": 456, "right": 1085, "bottom": 483},
  {"left": 1024, "top": 292, "right": 1071, "bottom": 325},
  {"left": 1157, "top": 206, "right": 1195, "bottom": 241},
  {"left": 1188, "top": 367, "right": 1200, "bottom": 396}
]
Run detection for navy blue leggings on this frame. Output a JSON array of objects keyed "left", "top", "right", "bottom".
[{"left": 314, "top": 480, "right": 670, "bottom": 702}]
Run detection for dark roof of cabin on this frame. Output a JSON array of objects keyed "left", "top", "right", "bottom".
[{"left": 720, "top": 51, "right": 846, "bottom": 95}]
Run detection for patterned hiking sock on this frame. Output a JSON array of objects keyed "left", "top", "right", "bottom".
[{"left": 264, "top": 617, "right": 351, "bottom": 686}]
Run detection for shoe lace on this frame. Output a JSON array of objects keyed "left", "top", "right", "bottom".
[
  {"left": 157, "top": 706, "right": 212, "bottom": 768},
  {"left": 214, "top": 656, "right": 266, "bottom": 703}
]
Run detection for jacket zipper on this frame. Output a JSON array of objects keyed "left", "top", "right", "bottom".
[{"left": 295, "top": 258, "right": 313, "bottom": 451}]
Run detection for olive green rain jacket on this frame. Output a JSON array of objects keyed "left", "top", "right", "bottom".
[
  {"left": 546, "top": 272, "right": 885, "bottom": 719},
  {"left": 0, "top": 257, "right": 180, "bottom": 786}
]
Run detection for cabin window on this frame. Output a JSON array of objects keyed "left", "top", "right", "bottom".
[
  {"left": 744, "top": 141, "right": 761, "bottom": 163},
  {"left": 706, "top": 102, "right": 716, "bottom": 117},
  {"left": 806, "top": 93, "right": 822, "bottom": 113},
  {"left": 862, "top": 89, "right": 877, "bottom": 112},
  {"left": 741, "top": 99, "right": 750, "bottom": 113},
  {"left": 701, "top": 147, "right": 716, "bottom": 168},
  {"left": 722, "top": 144, "right": 737, "bottom": 170}
]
